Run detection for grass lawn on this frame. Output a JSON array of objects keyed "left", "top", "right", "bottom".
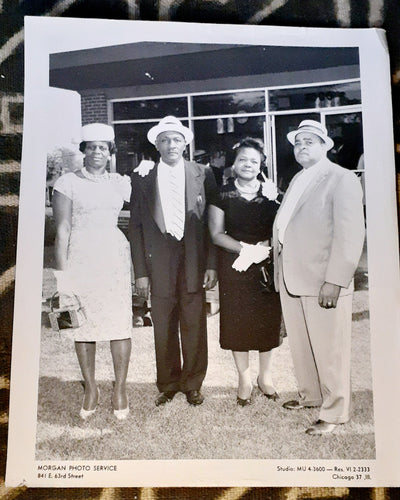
[{"left": 36, "top": 247, "right": 374, "bottom": 461}]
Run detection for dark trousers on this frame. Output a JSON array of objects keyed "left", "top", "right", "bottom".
[{"left": 151, "top": 242, "right": 208, "bottom": 393}]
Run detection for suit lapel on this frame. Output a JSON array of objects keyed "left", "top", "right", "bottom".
[
  {"left": 140, "top": 163, "right": 166, "bottom": 233},
  {"left": 286, "top": 159, "right": 331, "bottom": 220},
  {"left": 277, "top": 170, "right": 302, "bottom": 214},
  {"left": 293, "top": 167, "right": 329, "bottom": 215},
  {"left": 140, "top": 160, "right": 204, "bottom": 234},
  {"left": 184, "top": 160, "right": 203, "bottom": 214}
]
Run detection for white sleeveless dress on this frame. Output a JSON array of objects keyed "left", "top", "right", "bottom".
[{"left": 53, "top": 171, "right": 132, "bottom": 342}]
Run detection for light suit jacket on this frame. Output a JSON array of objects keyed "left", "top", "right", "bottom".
[
  {"left": 273, "top": 158, "right": 365, "bottom": 296},
  {"left": 129, "top": 160, "right": 217, "bottom": 298}
]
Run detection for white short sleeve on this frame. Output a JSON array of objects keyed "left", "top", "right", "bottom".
[
  {"left": 53, "top": 173, "right": 75, "bottom": 200},
  {"left": 111, "top": 173, "right": 131, "bottom": 202}
]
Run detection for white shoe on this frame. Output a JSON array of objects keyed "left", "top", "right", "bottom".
[
  {"left": 113, "top": 405, "right": 129, "bottom": 420},
  {"left": 80, "top": 388, "right": 99, "bottom": 420},
  {"left": 80, "top": 407, "right": 97, "bottom": 420}
]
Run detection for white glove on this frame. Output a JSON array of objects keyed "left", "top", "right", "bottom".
[
  {"left": 232, "top": 243, "right": 271, "bottom": 272},
  {"left": 232, "top": 243, "right": 256, "bottom": 272},
  {"left": 133, "top": 160, "right": 155, "bottom": 177},
  {"left": 232, "top": 254, "right": 252, "bottom": 272},
  {"left": 53, "top": 270, "right": 75, "bottom": 296},
  {"left": 250, "top": 242, "right": 271, "bottom": 264}
]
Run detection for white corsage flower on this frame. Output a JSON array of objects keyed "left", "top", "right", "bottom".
[
  {"left": 261, "top": 177, "right": 278, "bottom": 201},
  {"left": 133, "top": 160, "right": 155, "bottom": 177}
]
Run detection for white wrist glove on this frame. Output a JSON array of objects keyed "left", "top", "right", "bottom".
[
  {"left": 232, "top": 243, "right": 255, "bottom": 272},
  {"left": 53, "top": 270, "right": 75, "bottom": 296},
  {"left": 133, "top": 160, "right": 155, "bottom": 177},
  {"left": 251, "top": 242, "right": 271, "bottom": 264},
  {"left": 232, "top": 242, "right": 271, "bottom": 272},
  {"left": 232, "top": 255, "right": 251, "bottom": 272}
]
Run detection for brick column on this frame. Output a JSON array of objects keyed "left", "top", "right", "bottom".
[{"left": 80, "top": 92, "right": 108, "bottom": 125}]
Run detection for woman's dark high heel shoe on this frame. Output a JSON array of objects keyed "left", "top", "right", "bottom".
[
  {"left": 237, "top": 396, "right": 251, "bottom": 406},
  {"left": 236, "top": 381, "right": 252, "bottom": 406},
  {"left": 257, "top": 377, "right": 279, "bottom": 401}
]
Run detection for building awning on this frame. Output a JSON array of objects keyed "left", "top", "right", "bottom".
[{"left": 49, "top": 42, "right": 359, "bottom": 91}]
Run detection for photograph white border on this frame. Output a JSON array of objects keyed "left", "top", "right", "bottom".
[{"left": 6, "top": 17, "right": 400, "bottom": 487}]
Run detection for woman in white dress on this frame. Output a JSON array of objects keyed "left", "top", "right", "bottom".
[{"left": 52, "top": 123, "right": 132, "bottom": 421}]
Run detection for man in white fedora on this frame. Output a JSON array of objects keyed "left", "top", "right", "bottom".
[
  {"left": 273, "top": 119, "right": 365, "bottom": 434},
  {"left": 129, "top": 116, "right": 218, "bottom": 406}
]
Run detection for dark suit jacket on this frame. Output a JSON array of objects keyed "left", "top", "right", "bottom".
[{"left": 129, "top": 160, "right": 218, "bottom": 297}]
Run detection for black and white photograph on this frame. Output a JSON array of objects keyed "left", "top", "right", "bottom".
[{"left": 5, "top": 17, "right": 400, "bottom": 487}]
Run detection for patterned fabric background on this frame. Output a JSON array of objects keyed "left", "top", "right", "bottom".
[{"left": 0, "top": 1, "right": 399, "bottom": 498}]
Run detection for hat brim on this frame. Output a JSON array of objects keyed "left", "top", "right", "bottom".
[
  {"left": 287, "top": 128, "right": 334, "bottom": 150},
  {"left": 147, "top": 123, "right": 194, "bottom": 145}
]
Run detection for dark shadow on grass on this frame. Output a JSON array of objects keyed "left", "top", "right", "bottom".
[
  {"left": 41, "top": 310, "right": 51, "bottom": 329},
  {"left": 352, "top": 310, "right": 370, "bottom": 321},
  {"left": 36, "top": 377, "right": 375, "bottom": 461}
]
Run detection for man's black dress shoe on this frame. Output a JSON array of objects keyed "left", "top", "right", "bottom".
[
  {"left": 305, "top": 419, "right": 338, "bottom": 435},
  {"left": 185, "top": 390, "right": 204, "bottom": 405},
  {"left": 155, "top": 391, "right": 177, "bottom": 406},
  {"left": 282, "top": 399, "right": 317, "bottom": 410}
]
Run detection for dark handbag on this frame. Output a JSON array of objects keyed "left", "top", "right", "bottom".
[
  {"left": 260, "top": 255, "right": 275, "bottom": 293},
  {"left": 48, "top": 292, "right": 86, "bottom": 332}
]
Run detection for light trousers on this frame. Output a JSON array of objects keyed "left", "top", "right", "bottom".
[{"left": 279, "top": 255, "right": 353, "bottom": 424}]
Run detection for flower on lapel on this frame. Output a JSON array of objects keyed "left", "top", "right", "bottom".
[
  {"left": 133, "top": 160, "right": 155, "bottom": 177},
  {"left": 261, "top": 178, "right": 278, "bottom": 201},
  {"left": 197, "top": 194, "right": 203, "bottom": 204}
]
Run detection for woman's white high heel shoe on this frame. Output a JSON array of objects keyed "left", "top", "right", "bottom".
[
  {"left": 113, "top": 387, "right": 129, "bottom": 420},
  {"left": 113, "top": 405, "right": 129, "bottom": 420},
  {"left": 80, "top": 388, "right": 99, "bottom": 420}
]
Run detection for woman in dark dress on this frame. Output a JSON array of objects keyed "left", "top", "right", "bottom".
[{"left": 209, "top": 138, "right": 282, "bottom": 406}]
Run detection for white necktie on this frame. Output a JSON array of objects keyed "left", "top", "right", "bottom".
[{"left": 169, "top": 168, "right": 185, "bottom": 240}]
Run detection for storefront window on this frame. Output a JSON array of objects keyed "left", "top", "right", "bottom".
[
  {"left": 111, "top": 81, "right": 362, "bottom": 187},
  {"left": 326, "top": 112, "right": 363, "bottom": 170},
  {"left": 113, "top": 97, "right": 188, "bottom": 120},
  {"left": 193, "top": 91, "right": 265, "bottom": 116},
  {"left": 269, "top": 81, "right": 361, "bottom": 111}
]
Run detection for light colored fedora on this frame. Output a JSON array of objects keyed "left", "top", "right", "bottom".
[
  {"left": 81, "top": 123, "right": 115, "bottom": 142},
  {"left": 287, "top": 120, "right": 334, "bottom": 150},
  {"left": 147, "top": 116, "right": 194, "bottom": 145}
]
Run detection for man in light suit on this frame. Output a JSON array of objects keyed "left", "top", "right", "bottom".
[
  {"left": 129, "top": 116, "right": 218, "bottom": 406},
  {"left": 273, "top": 120, "right": 365, "bottom": 434}
]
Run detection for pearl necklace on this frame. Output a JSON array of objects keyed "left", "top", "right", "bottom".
[
  {"left": 81, "top": 166, "right": 109, "bottom": 182},
  {"left": 234, "top": 179, "right": 260, "bottom": 196}
]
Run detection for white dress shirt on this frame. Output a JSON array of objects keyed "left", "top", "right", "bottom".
[{"left": 157, "top": 158, "right": 186, "bottom": 239}]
